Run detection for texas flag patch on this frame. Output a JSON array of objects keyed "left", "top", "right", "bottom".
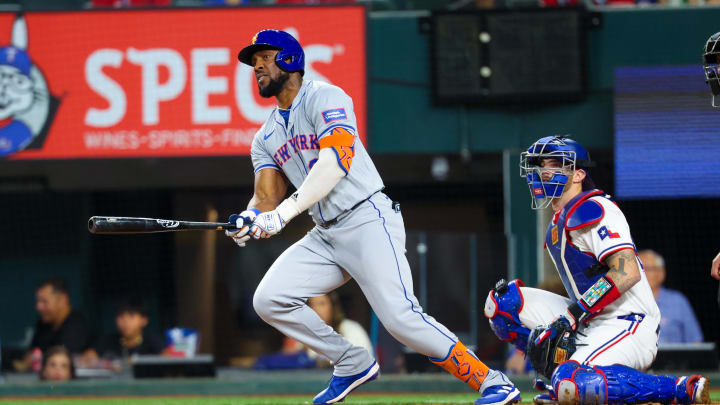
[
  {"left": 321, "top": 108, "right": 347, "bottom": 123},
  {"left": 597, "top": 225, "right": 620, "bottom": 240}
]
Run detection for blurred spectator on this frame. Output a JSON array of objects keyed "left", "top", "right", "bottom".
[
  {"left": 39, "top": 346, "right": 75, "bottom": 382},
  {"left": 81, "top": 298, "right": 165, "bottom": 366},
  {"left": 254, "top": 292, "right": 371, "bottom": 369},
  {"left": 275, "top": 0, "right": 355, "bottom": 3},
  {"left": 588, "top": 0, "right": 632, "bottom": 6},
  {"left": 91, "top": 0, "right": 171, "bottom": 7},
  {"left": 204, "top": 0, "right": 248, "bottom": 4},
  {"left": 305, "top": 293, "right": 372, "bottom": 359},
  {"left": 14, "top": 278, "right": 92, "bottom": 372},
  {"left": 638, "top": 249, "right": 703, "bottom": 344}
]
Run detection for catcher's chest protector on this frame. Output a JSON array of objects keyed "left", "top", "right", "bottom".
[{"left": 545, "top": 189, "right": 607, "bottom": 301}]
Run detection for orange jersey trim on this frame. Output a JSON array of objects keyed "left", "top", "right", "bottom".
[{"left": 319, "top": 127, "right": 355, "bottom": 174}]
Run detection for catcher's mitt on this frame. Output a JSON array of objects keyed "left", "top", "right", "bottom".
[{"left": 527, "top": 322, "right": 577, "bottom": 379}]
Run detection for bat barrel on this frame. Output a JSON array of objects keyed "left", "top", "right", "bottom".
[
  {"left": 89, "top": 216, "right": 148, "bottom": 234},
  {"left": 88, "top": 216, "right": 111, "bottom": 234},
  {"left": 88, "top": 216, "right": 236, "bottom": 234}
]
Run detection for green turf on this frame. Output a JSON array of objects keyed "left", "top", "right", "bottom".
[
  {"left": 0, "top": 391, "right": 718, "bottom": 405},
  {"left": 0, "top": 394, "right": 478, "bottom": 405}
]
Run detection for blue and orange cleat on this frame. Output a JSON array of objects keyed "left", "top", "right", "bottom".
[
  {"left": 313, "top": 361, "right": 379, "bottom": 404},
  {"left": 476, "top": 384, "right": 522, "bottom": 405},
  {"left": 475, "top": 370, "right": 521, "bottom": 405}
]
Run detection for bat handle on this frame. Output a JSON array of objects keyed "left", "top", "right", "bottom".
[{"left": 228, "top": 214, "right": 255, "bottom": 230}]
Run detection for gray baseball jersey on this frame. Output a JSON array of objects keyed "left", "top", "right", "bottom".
[
  {"left": 249, "top": 79, "right": 461, "bottom": 378},
  {"left": 250, "top": 79, "right": 383, "bottom": 224}
]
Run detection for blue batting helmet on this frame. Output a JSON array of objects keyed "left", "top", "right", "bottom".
[
  {"left": 237, "top": 29, "right": 305, "bottom": 75},
  {"left": 519, "top": 136, "right": 594, "bottom": 209}
]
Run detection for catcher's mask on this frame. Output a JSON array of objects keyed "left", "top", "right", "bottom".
[
  {"left": 703, "top": 32, "right": 720, "bottom": 107},
  {"left": 519, "top": 136, "right": 594, "bottom": 210}
]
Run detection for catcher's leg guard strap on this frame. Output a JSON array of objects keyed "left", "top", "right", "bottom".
[
  {"left": 430, "top": 341, "right": 490, "bottom": 391},
  {"left": 552, "top": 362, "right": 677, "bottom": 405},
  {"left": 484, "top": 279, "right": 531, "bottom": 351}
]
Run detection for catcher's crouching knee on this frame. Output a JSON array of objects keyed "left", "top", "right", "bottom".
[
  {"left": 552, "top": 361, "right": 607, "bottom": 405},
  {"left": 484, "top": 279, "right": 530, "bottom": 351}
]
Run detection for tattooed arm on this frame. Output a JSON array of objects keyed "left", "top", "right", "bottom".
[
  {"left": 553, "top": 249, "right": 639, "bottom": 330},
  {"left": 604, "top": 249, "right": 641, "bottom": 293}
]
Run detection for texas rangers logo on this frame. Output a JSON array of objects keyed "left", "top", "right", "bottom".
[
  {"left": 597, "top": 225, "right": 620, "bottom": 240},
  {"left": 0, "top": 15, "right": 58, "bottom": 157}
]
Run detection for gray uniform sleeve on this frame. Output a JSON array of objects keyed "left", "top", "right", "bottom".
[
  {"left": 251, "top": 126, "right": 281, "bottom": 174},
  {"left": 307, "top": 86, "right": 357, "bottom": 141}
]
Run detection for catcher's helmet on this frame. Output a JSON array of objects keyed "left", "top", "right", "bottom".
[
  {"left": 703, "top": 32, "right": 720, "bottom": 107},
  {"left": 519, "top": 136, "right": 594, "bottom": 209},
  {"left": 238, "top": 29, "right": 304, "bottom": 75}
]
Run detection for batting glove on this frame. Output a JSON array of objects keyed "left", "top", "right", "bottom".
[
  {"left": 249, "top": 199, "right": 301, "bottom": 239},
  {"left": 225, "top": 208, "right": 260, "bottom": 247}
]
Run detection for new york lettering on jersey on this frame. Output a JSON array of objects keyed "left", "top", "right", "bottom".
[
  {"left": 272, "top": 133, "right": 319, "bottom": 167},
  {"left": 250, "top": 79, "right": 384, "bottom": 223}
]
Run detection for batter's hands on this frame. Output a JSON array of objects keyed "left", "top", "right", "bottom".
[
  {"left": 712, "top": 251, "right": 720, "bottom": 280},
  {"left": 249, "top": 210, "right": 286, "bottom": 239},
  {"left": 225, "top": 209, "right": 260, "bottom": 247}
]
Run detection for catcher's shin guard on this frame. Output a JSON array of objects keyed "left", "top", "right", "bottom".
[
  {"left": 551, "top": 362, "right": 701, "bottom": 405},
  {"left": 484, "top": 279, "right": 531, "bottom": 351},
  {"left": 430, "top": 341, "right": 490, "bottom": 391}
]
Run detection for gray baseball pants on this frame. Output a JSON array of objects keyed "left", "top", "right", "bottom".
[{"left": 252, "top": 192, "right": 458, "bottom": 376}]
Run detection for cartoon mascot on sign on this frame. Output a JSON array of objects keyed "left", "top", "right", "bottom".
[{"left": 0, "top": 15, "right": 54, "bottom": 157}]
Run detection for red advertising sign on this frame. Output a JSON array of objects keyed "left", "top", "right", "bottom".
[{"left": 0, "top": 6, "right": 366, "bottom": 159}]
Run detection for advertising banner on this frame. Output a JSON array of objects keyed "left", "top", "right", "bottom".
[
  {"left": 614, "top": 66, "right": 720, "bottom": 198},
  {"left": 0, "top": 6, "right": 366, "bottom": 159}
]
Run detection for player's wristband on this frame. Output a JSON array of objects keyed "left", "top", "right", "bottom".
[
  {"left": 566, "top": 276, "right": 621, "bottom": 327},
  {"left": 276, "top": 197, "right": 302, "bottom": 224}
]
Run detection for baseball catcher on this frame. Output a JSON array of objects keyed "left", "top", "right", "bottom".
[{"left": 483, "top": 136, "right": 710, "bottom": 405}]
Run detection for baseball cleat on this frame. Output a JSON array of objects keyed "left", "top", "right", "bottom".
[
  {"left": 533, "top": 393, "right": 558, "bottom": 404},
  {"left": 475, "top": 384, "right": 521, "bottom": 405},
  {"left": 312, "top": 361, "right": 379, "bottom": 404},
  {"left": 676, "top": 375, "right": 710, "bottom": 404}
]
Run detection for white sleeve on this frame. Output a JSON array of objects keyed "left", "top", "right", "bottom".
[
  {"left": 275, "top": 147, "right": 345, "bottom": 222},
  {"left": 568, "top": 198, "right": 636, "bottom": 263},
  {"left": 293, "top": 147, "right": 345, "bottom": 211}
]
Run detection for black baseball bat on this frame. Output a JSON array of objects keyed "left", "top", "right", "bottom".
[{"left": 88, "top": 216, "right": 239, "bottom": 234}]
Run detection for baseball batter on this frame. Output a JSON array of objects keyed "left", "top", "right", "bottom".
[
  {"left": 226, "top": 29, "right": 520, "bottom": 405},
  {"left": 484, "top": 136, "right": 709, "bottom": 405}
]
